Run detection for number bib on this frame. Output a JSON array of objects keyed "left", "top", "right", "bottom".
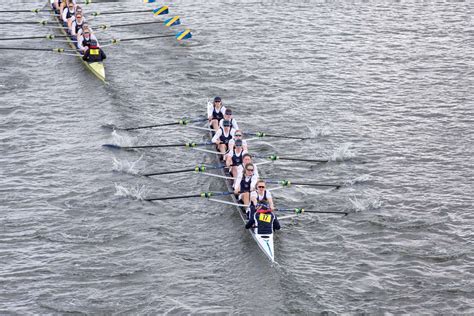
[
  {"left": 258, "top": 213, "right": 271, "bottom": 223},
  {"left": 90, "top": 49, "right": 99, "bottom": 55}
]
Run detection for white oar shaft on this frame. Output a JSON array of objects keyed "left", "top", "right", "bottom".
[
  {"left": 199, "top": 172, "right": 235, "bottom": 180},
  {"left": 208, "top": 198, "right": 248, "bottom": 208}
]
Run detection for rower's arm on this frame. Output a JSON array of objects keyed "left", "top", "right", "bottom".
[{"left": 211, "top": 130, "right": 221, "bottom": 144}]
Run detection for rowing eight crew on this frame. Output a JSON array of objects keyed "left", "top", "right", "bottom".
[
  {"left": 50, "top": 0, "right": 106, "bottom": 63},
  {"left": 208, "top": 96, "right": 280, "bottom": 234}
]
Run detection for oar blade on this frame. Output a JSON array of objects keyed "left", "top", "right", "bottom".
[
  {"left": 176, "top": 29, "right": 192, "bottom": 41},
  {"left": 102, "top": 143, "right": 123, "bottom": 150},
  {"left": 153, "top": 6, "right": 168, "bottom": 16},
  {"left": 164, "top": 16, "right": 180, "bottom": 27},
  {"left": 144, "top": 0, "right": 156, "bottom": 3}
]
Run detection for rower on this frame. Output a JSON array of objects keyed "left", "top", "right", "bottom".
[
  {"left": 77, "top": 25, "right": 99, "bottom": 53},
  {"left": 228, "top": 130, "right": 248, "bottom": 153},
  {"left": 218, "top": 108, "right": 239, "bottom": 130},
  {"left": 82, "top": 40, "right": 106, "bottom": 63},
  {"left": 208, "top": 96, "right": 226, "bottom": 132},
  {"left": 245, "top": 202, "right": 280, "bottom": 234},
  {"left": 234, "top": 163, "right": 258, "bottom": 208},
  {"left": 211, "top": 119, "right": 235, "bottom": 157},
  {"left": 235, "top": 153, "right": 259, "bottom": 180},
  {"left": 70, "top": 13, "right": 85, "bottom": 41},
  {"left": 250, "top": 179, "right": 275, "bottom": 211},
  {"left": 60, "top": 0, "right": 76, "bottom": 18},
  {"left": 226, "top": 139, "right": 247, "bottom": 177},
  {"left": 61, "top": 0, "right": 76, "bottom": 27}
]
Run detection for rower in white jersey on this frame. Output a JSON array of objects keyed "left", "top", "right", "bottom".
[
  {"left": 218, "top": 108, "right": 239, "bottom": 130},
  {"left": 235, "top": 153, "right": 259, "bottom": 180},
  {"left": 226, "top": 139, "right": 247, "bottom": 177},
  {"left": 59, "top": 0, "right": 76, "bottom": 18},
  {"left": 208, "top": 96, "right": 226, "bottom": 132},
  {"left": 211, "top": 119, "right": 235, "bottom": 157},
  {"left": 61, "top": 0, "right": 76, "bottom": 26},
  {"left": 250, "top": 179, "right": 275, "bottom": 210},
  {"left": 77, "top": 24, "right": 99, "bottom": 53},
  {"left": 227, "top": 130, "right": 248, "bottom": 153},
  {"left": 234, "top": 163, "right": 258, "bottom": 208},
  {"left": 70, "top": 12, "right": 85, "bottom": 40}
]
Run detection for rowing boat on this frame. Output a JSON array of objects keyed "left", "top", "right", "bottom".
[
  {"left": 50, "top": 5, "right": 106, "bottom": 82},
  {"left": 206, "top": 102, "right": 275, "bottom": 262}
]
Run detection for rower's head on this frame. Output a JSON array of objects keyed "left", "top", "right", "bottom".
[
  {"left": 234, "top": 130, "right": 243, "bottom": 139},
  {"left": 76, "top": 13, "right": 82, "bottom": 21},
  {"left": 234, "top": 139, "right": 243, "bottom": 150},
  {"left": 245, "top": 163, "right": 255, "bottom": 176},
  {"left": 242, "top": 153, "right": 252, "bottom": 165},
  {"left": 256, "top": 180, "right": 266, "bottom": 192},
  {"left": 82, "top": 25, "right": 91, "bottom": 38},
  {"left": 222, "top": 120, "right": 230, "bottom": 129},
  {"left": 68, "top": 1, "right": 75, "bottom": 10},
  {"left": 213, "top": 96, "right": 222, "bottom": 105},
  {"left": 224, "top": 108, "right": 232, "bottom": 119}
]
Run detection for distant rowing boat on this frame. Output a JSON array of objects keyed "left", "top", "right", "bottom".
[
  {"left": 50, "top": 5, "right": 106, "bottom": 82},
  {"left": 206, "top": 102, "right": 275, "bottom": 262}
]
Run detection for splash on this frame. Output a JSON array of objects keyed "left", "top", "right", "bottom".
[
  {"left": 112, "top": 155, "right": 144, "bottom": 175},
  {"left": 330, "top": 143, "right": 355, "bottom": 161},
  {"left": 348, "top": 195, "right": 382, "bottom": 213},
  {"left": 114, "top": 183, "right": 149, "bottom": 200},
  {"left": 111, "top": 129, "right": 133, "bottom": 147}
]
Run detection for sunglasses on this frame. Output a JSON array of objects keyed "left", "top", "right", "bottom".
[
  {"left": 246, "top": 168, "right": 254, "bottom": 172},
  {"left": 258, "top": 186, "right": 265, "bottom": 189},
  {"left": 235, "top": 134, "right": 242, "bottom": 137}
]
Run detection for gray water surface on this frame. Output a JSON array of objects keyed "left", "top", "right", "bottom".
[{"left": 1, "top": 0, "right": 473, "bottom": 314}]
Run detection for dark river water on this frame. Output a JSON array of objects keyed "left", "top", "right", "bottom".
[{"left": 0, "top": 0, "right": 472, "bottom": 314}]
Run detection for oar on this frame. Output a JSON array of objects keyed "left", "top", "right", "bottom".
[
  {"left": 0, "top": 9, "right": 49, "bottom": 13},
  {"left": 248, "top": 131, "right": 311, "bottom": 140},
  {"left": 265, "top": 179, "right": 342, "bottom": 189},
  {"left": 107, "top": 29, "right": 192, "bottom": 44},
  {"left": 276, "top": 208, "right": 349, "bottom": 216},
  {"left": 102, "top": 141, "right": 213, "bottom": 150},
  {"left": 98, "top": 15, "right": 180, "bottom": 30},
  {"left": 102, "top": 117, "right": 206, "bottom": 130},
  {"left": 0, "top": 20, "right": 50, "bottom": 25},
  {"left": 145, "top": 191, "right": 233, "bottom": 201},
  {"left": 254, "top": 154, "right": 330, "bottom": 163},
  {"left": 0, "top": 47, "right": 66, "bottom": 52},
  {"left": 143, "top": 164, "right": 225, "bottom": 177},
  {"left": 0, "top": 34, "right": 59, "bottom": 41},
  {"left": 89, "top": 6, "right": 168, "bottom": 16}
]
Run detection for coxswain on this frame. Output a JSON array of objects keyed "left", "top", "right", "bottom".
[
  {"left": 227, "top": 130, "right": 248, "bottom": 153},
  {"left": 245, "top": 202, "right": 280, "bottom": 234},
  {"left": 207, "top": 96, "right": 226, "bottom": 132},
  {"left": 226, "top": 139, "right": 247, "bottom": 177},
  {"left": 70, "top": 13, "right": 85, "bottom": 41},
  {"left": 218, "top": 108, "right": 239, "bottom": 130},
  {"left": 235, "top": 153, "right": 259, "bottom": 180},
  {"left": 211, "top": 119, "right": 235, "bottom": 157},
  {"left": 234, "top": 163, "right": 258, "bottom": 207},
  {"left": 82, "top": 40, "right": 106, "bottom": 63},
  {"left": 77, "top": 25, "right": 99, "bottom": 53},
  {"left": 61, "top": 0, "right": 76, "bottom": 27}
]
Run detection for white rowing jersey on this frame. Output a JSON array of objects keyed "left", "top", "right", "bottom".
[
  {"left": 211, "top": 127, "right": 235, "bottom": 144},
  {"left": 61, "top": 7, "right": 75, "bottom": 23},
  {"left": 228, "top": 138, "right": 248, "bottom": 150},
  {"left": 235, "top": 163, "right": 259, "bottom": 180},
  {"left": 218, "top": 118, "right": 239, "bottom": 130},
  {"left": 234, "top": 172, "right": 258, "bottom": 193},
  {"left": 207, "top": 102, "right": 226, "bottom": 120},
  {"left": 77, "top": 33, "right": 99, "bottom": 52},
  {"left": 250, "top": 190, "right": 273, "bottom": 203}
]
